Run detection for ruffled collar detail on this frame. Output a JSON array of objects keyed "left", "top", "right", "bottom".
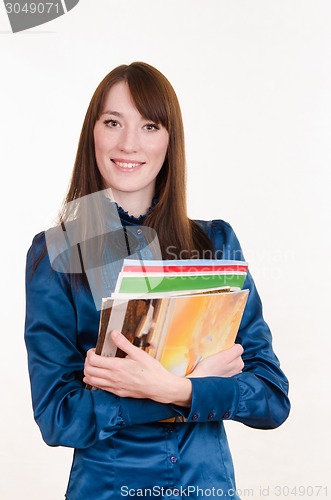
[{"left": 115, "top": 196, "right": 158, "bottom": 224}]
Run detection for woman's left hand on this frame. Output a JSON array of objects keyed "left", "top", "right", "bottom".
[{"left": 83, "top": 330, "right": 192, "bottom": 406}]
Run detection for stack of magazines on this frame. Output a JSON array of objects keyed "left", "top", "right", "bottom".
[{"left": 92, "top": 259, "right": 249, "bottom": 378}]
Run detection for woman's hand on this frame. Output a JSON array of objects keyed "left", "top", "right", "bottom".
[
  {"left": 189, "top": 344, "right": 244, "bottom": 378},
  {"left": 84, "top": 331, "right": 244, "bottom": 406},
  {"left": 84, "top": 330, "right": 192, "bottom": 407}
]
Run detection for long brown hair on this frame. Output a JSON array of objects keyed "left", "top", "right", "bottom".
[{"left": 62, "top": 62, "right": 213, "bottom": 259}]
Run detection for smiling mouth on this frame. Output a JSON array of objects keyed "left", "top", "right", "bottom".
[{"left": 112, "top": 160, "right": 145, "bottom": 169}]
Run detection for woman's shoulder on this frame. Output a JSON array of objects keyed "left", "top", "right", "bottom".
[
  {"left": 194, "top": 218, "right": 237, "bottom": 241},
  {"left": 194, "top": 218, "right": 245, "bottom": 260},
  {"left": 195, "top": 218, "right": 234, "bottom": 233},
  {"left": 26, "top": 228, "right": 78, "bottom": 293},
  {"left": 26, "top": 231, "right": 47, "bottom": 262},
  {"left": 25, "top": 231, "right": 51, "bottom": 284},
  {"left": 29, "top": 230, "right": 46, "bottom": 248}
]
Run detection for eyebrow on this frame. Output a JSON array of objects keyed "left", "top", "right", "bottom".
[{"left": 100, "top": 111, "right": 122, "bottom": 117}]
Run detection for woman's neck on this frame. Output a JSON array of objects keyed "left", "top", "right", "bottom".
[{"left": 110, "top": 190, "right": 154, "bottom": 218}]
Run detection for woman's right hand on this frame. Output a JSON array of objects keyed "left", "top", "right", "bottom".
[{"left": 188, "top": 344, "right": 244, "bottom": 378}]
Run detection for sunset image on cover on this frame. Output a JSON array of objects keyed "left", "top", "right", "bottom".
[{"left": 154, "top": 291, "right": 249, "bottom": 376}]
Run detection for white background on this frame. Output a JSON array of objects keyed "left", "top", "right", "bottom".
[{"left": 1, "top": 1, "right": 331, "bottom": 499}]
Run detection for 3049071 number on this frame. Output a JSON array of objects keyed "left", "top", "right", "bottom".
[
  {"left": 5, "top": 2, "right": 60, "bottom": 14},
  {"left": 274, "top": 485, "right": 328, "bottom": 496}
]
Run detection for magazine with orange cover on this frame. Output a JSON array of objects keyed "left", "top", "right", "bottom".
[{"left": 93, "top": 288, "right": 249, "bottom": 377}]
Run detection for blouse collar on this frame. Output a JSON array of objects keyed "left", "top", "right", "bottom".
[{"left": 115, "top": 196, "right": 158, "bottom": 225}]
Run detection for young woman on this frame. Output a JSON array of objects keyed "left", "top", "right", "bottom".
[{"left": 25, "top": 62, "right": 290, "bottom": 500}]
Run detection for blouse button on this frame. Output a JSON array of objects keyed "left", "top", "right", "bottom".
[
  {"left": 170, "top": 455, "right": 177, "bottom": 464},
  {"left": 208, "top": 411, "right": 215, "bottom": 420},
  {"left": 192, "top": 413, "right": 199, "bottom": 420},
  {"left": 223, "top": 411, "right": 230, "bottom": 419},
  {"left": 136, "top": 229, "right": 142, "bottom": 235}
]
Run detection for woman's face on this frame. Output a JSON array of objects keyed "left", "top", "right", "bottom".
[{"left": 94, "top": 81, "right": 169, "bottom": 209}]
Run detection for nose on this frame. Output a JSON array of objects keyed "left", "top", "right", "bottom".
[{"left": 118, "top": 127, "right": 139, "bottom": 153}]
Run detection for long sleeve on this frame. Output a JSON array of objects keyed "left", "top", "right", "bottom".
[
  {"left": 24, "top": 233, "right": 184, "bottom": 449},
  {"left": 186, "top": 220, "right": 290, "bottom": 429}
]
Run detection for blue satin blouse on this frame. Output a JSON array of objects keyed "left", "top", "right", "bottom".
[{"left": 25, "top": 215, "right": 290, "bottom": 500}]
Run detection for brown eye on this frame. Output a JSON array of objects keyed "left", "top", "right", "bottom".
[
  {"left": 144, "top": 123, "right": 160, "bottom": 131},
  {"left": 104, "top": 120, "right": 120, "bottom": 127}
]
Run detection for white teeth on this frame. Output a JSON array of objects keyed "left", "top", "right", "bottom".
[{"left": 116, "top": 161, "right": 141, "bottom": 169}]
